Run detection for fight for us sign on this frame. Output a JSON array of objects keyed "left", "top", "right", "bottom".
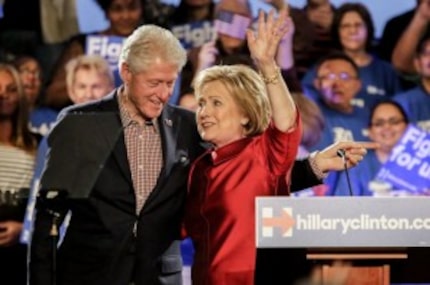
[{"left": 376, "top": 125, "right": 430, "bottom": 193}]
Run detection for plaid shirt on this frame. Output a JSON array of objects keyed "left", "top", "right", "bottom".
[{"left": 118, "top": 93, "right": 163, "bottom": 214}]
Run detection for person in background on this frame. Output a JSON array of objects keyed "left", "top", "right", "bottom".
[
  {"left": 393, "top": 34, "right": 430, "bottom": 132},
  {"left": 0, "top": 0, "right": 79, "bottom": 79},
  {"left": 299, "top": 0, "right": 337, "bottom": 78},
  {"left": 0, "top": 64, "right": 38, "bottom": 285},
  {"left": 12, "top": 55, "right": 58, "bottom": 136},
  {"left": 332, "top": 100, "right": 409, "bottom": 196},
  {"left": 44, "top": 0, "right": 144, "bottom": 110},
  {"left": 389, "top": 0, "right": 430, "bottom": 76},
  {"left": 310, "top": 52, "right": 370, "bottom": 152},
  {"left": 302, "top": 2, "right": 402, "bottom": 109},
  {"left": 378, "top": 0, "right": 429, "bottom": 90}
]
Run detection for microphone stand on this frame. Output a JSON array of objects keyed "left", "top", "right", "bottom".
[
  {"left": 46, "top": 209, "right": 60, "bottom": 285},
  {"left": 337, "top": 149, "right": 354, "bottom": 196}
]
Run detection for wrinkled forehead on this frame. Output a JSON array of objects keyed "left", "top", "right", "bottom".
[{"left": 318, "top": 59, "right": 358, "bottom": 75}]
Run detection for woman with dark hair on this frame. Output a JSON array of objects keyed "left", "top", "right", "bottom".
[
  {"left": 302, "top": 2, "right": 403, "bottom": 109},
  {"left": 331, "top": 100, "right": 409, "bottom": 196},
  {"left": 0, "top": 63, "right": 37, "bottom": 285},
  {"left": 13, "top": 55, "right": 58, "bottom": 136}
]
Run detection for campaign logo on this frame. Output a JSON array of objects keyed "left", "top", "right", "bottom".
[
  {"left": 85, "top": 35, "right": 125, "bottom": 86},
  {"left": 262, "top": 207, "right": 295, "bottom": 237},
  {"left": 376, "top": 124, "right": 430, "bottom": 193},
  {"left": 171, "top": 20, "right": 215, "bottom": 50}
]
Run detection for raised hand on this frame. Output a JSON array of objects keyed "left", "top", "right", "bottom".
[{"left": 246, "top": 8, "right": 292, "bottom": 67}]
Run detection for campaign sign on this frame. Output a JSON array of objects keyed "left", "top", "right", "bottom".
[
  {"left": 85, "top": 35, "right": 125, "bottom": 86},
  {"left": 171, "top": 20, "right": 215, "bottom": 50},
  {"left": 376, "top": 125, "right": 430, "bottom": 193},
  {"left": 256, "top": 197, "right": 430, "bottom": 248}
]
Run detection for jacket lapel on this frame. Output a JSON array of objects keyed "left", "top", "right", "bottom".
[{"left": 96, "top": 91, "right": 132, "bottom": 184}]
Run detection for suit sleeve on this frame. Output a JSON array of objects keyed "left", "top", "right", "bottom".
[{"left": 290, "top": 159, "right": 323, "bottom": 193}]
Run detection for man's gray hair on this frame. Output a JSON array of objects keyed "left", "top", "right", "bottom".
[{"left": 119, "top": 24, "right": 187, "bottom": 73}]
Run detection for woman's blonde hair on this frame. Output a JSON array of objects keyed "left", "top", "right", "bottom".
[{"left": 193, "top": 64, "right": 271, "bottom": 136}]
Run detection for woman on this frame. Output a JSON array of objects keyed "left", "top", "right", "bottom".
[
  {"left": 332, "top": 100, "right": 409, "bottom": 196},
  {"left": 302, "top": 3, "right": 402, "bottom": 108},
  {"left": 13, "top": 55, "right": 58, "bottom": 136},
  {"left": 0, "top": 64, "right": 37, "bottom": 285},
  {"left": 184, "top": 8, "right": 301, "bottom": 283},
  {"left": 183, "top": 8, "right": 302, "bottom": 284}
]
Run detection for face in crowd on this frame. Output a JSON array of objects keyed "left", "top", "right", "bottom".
[
  {"left": 105, "top": 0, "right": 143, "bottom": 36},
  {"left": 338, "top": 11, "right": 367, "bottom": 53},
  {"left": 415, "top": 39, "right": 430, "bottom": 80},
  {"left": 16, "top": 57, "right": 42, "bottom": 106},
  {"left": 368, "top": 102, "right": 408, "bottom": 153},
  {"left": 0, "top": 68, "right": 20, "bottom": 119},
  {"left": 314, "top": 58, "right": 361, "bottom": 112}
]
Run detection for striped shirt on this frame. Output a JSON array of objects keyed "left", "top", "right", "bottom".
[{"left": 0, "top": 144, "right": 35, "bottom": 205}]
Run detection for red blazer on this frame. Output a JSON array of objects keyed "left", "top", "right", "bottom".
[{"left": 184, "top": 119, "right": 302, "bottom": 285}]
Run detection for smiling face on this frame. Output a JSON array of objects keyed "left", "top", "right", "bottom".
[
  {"left": 121, "top": 58, "right": 179, "bottom": 120},
  {"left": 107, "top": 0, "right": 142, "bottom": 36},
  {"left": 0, "top": 70, "right": 19, "bottom": 118},
  {"left": 196, "top": 80, "right": 249, "bottom": 148},
  {"left": 69, "top": 68, "right": 113, "bottom": 104},
  {"left": 314, "top": 58, "right": 361, "bottom": 112},
  {"left": 17, "top": 58, "right": 41, "bottom": 105},
  {"left": 369, "top": 103, "right": 408, "bottom": 152},
  {"left": 338, "top": 11, "right": 367, "bottom": 53},
  {"left": 415, "top": 39, "right": 430, "bottom": 80}
]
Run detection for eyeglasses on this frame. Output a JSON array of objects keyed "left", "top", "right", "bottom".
[
  {"left": 370, "top": 118, "right": 405, "bottom": 128},
  {"left": 340, "top": 22, "right": 366, "bottom": 30},
  {"left": 317, "top": 72, "right": 358, "bottom": 82}
]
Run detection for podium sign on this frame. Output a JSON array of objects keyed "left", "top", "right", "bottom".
[{"left": 256, "top": 197, "right": 430, "bottom": 248}]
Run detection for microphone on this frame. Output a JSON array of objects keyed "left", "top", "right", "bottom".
[{"left": 337, "top": 149, "right": 354, "bottom": 196}]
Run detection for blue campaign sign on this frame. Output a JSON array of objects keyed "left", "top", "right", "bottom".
[
  {"left": 85, "top": 35, "right": 125, "bottom": 87},
  {"left": 376, "top": 125, "right": 430, "bottom": 193},
  {"left": 171, "top": 20, "right": 215, "bottom": 50}
]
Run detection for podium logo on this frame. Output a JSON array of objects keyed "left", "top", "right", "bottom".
[{"left": 262, "top": 207, "right": 295, "bottom": 237}]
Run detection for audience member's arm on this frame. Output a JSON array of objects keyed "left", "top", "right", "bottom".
[{"left": 392, "top": 0, "right": 430, "bottom": 74}]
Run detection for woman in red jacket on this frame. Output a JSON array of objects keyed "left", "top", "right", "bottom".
[{"left": 184, "top": 8, "right": 301, "bottom": 285}]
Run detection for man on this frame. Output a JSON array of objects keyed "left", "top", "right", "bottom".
[
  {"left": 29, "top": 24, "right": 372, "bottom": 285},
  {"left": 29, "top": 25, "right": 203, "bottom": 285}
]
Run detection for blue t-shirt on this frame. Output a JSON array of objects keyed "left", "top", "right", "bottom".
[
  {"left": 393, "top": 85, "right": 430, "bottom": 132},
  {"left": 329, "top": 150, "right": 381, "bottom": 196},
  {"left": 29, "top": 107, "right": 58, "bottom": 136},
  {"left": 302, "top": 56, "right": 402, "bottom": 109},
  {"left": 309, "top": 101, "right": 370, "bottom": 152}
]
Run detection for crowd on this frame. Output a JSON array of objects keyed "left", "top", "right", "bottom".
[{"left": 0, "top": 0, "right": 429, "bottom": 284}]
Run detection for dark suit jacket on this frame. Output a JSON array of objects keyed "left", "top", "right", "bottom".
[{"left": 30, "top": 91, "right": 204, "bottom": 285}]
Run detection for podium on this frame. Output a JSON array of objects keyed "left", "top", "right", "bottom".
[{"left": 255, "top": 197, "right": 430, "bottom": 284}]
